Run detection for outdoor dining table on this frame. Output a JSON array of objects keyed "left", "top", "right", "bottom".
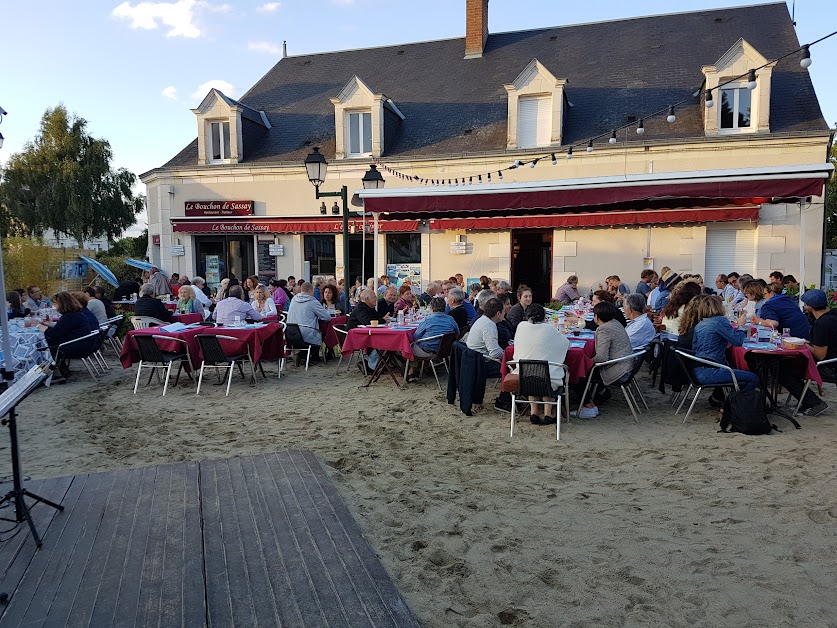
[
  {"left": 322, "top": 315, "right": 348, "bottom": 352},
  {"left": 500, "top": 334, "right": 595, "bottom": 386},
  {"left": 171, "top": 313, "right": 203, "bottom": 325},
  {"left": 341, "top": 324, "right": 417, "bottom": 388}
]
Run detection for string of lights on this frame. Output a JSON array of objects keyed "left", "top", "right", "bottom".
[{"left": 372, "top": 30, "right": 836, "bottom": 187}]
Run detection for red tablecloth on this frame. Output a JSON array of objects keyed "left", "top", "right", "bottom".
[
  {"left": 501, "top": 338, "right": 595, "bottom": 385},
  {"left": 728, "top": 345, "right": 823, "bottom": 387},
  {"left": 121, "top": 327, "right": 204, "bottom": 369},
  {"left": 342, "top": 326, "right": 416, "bottom": 360},
  {"left": 171, "top": 313, "right": 203, "bottom": 325},
  {"left": 322, "top": 316, "right": 347, "bottom": 351}
]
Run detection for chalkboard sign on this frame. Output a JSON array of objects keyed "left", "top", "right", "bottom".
[{"left": 257, "top": 241, "right": 276, "bottom": 278}]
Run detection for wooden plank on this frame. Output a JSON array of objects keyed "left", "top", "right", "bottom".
[
  {"left": 91, "top": 466, "right": 158, "bottom": 627},
  {"left": 295, "top": 450, "right": 420, "bottom": 627},
  {"left": 264, "top": 452, "right": 349, "bottom": 628},
  {"left": 180, "top": 461, "right": 207, "bottom": 628},
  {"left": 0, "top": 476, "right": 73, "bottom": 604},
  {"left": 64, "top": 467, "right": 143, "bottom": 628},
  {"left": 200, "top": 458, "right": 235, "bottom": 628},
  {"left": 134, "top": 463, "right": 174, "bottom": 628},
  {"left": 240, "top": 455, "right": 306, "bottom": 627},
  {"left": 225, "top": 456, "right": 282, "bottom": 626},
  {"left": 277, "top": 451, "right": 375, "bottom": 627},
  {"left": 0, "top": 472, "right": 100, "bottom": 627}
]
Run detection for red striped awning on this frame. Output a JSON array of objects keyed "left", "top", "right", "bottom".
[
  {"left": 428, "top": 206, "right": 760, "bottom": 230},
  {"left": 171, "top": 217, "right": 419, "bottom": 234}
]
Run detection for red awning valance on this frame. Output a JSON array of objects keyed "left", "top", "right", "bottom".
[
  {"left": 171, "top": 217, "right": 419, "bottom": 234},
  {"left": 428, "top": 206, "right": 760, "bottom": 230}
]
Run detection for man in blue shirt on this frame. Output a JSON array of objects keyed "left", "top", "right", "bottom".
[
  {"left": 446, "top": 288, "right": 477, "bottom": 324},
  {"left": 635, "top": 270, "right": 655, "bottom": 299},
  {"left": 757, "top": 284, "right": 811, "bottom": 340},
  {"left": 410, "top": 297, "right": 459, "bottom": 354}
]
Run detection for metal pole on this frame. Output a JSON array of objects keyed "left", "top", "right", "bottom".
[
  {"left": 0, "top": 236, "right": 16, "bottom": 378},
  {"left": 342, "top": 187, "right": 352, "bottom": 314},
  {"left": 800, "top": 201, "right": 806, "bottom": 306},
  {"left": 373, "top": 212, "right": 380, "bottom": 292}
]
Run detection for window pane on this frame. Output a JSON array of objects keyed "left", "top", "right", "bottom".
[
  {"left": 386, "top": 233, "right": 421, "bottom": 264},
  {"left": 349, "top": 113, "right": 360, "bottom": 154},
  {"left": 211, "top": 122, "right": 222, "bottom": 160},
  {"left": 362, "top": 112, "right": 372, "bottom": 154},
  {"left": 720, "top": 89, "right": 734, "bottom": 129},
  {"left": 222, "top": 122, "right": 231, "bottom": 158},
  {"left": 304, "top": 235, "right": 336, "bottom": 275},
  {"left": 737, "top": 88, "right": 751, "bottom": 128}
]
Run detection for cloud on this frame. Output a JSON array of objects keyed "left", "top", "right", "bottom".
[
  {"left": 112, "top": 0, "right": 230, "bottom": 38},
  {"left": 248, "top": 40, "right": 281, "bottom": 55},
  {"left": 191, "top": 79, "right": 237, "bottom": 101},
  {"left": 161, "top": 86, "right": 178, "bottom": 100},
  {"left": 256, "top": 2, "right": 280, "bottom": 12}
]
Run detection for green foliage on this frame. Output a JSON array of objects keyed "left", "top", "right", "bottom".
[
  {"left": 826, "top": 137, "right": 837, "bottom": 249},
  {"left": 100, "top": 229, "right": 148, "bottom": 259},
  {"left": 1, "top": 237, "right": 62, "bottom": 294},
  {"left": 0, "top": 104, "right": 143, "bottom": 247}
]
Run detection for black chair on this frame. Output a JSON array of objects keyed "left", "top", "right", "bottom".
[
  {"left": 132, "top": 334, "right": 193, "bottom": 396},
  {"left": 674, "top": 349, "right": 740, "bottom": 423},
  {"left": 195, "top": 334, "right": 257, "bottom": 396},
  {"left": 507, "top": 359, "right": 568, "bottom": 440},
  {"left": 404, "top": 331, "right": 458, "bottom": 391},
  {"left": 283, "top": 323, "right": 314, "bottom": 370},
  {"left": 577, "top": 350, "right": 647, "bottom": 423}
]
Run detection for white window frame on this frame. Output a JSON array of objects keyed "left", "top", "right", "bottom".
[
  {"left": 517, "top": 95, "right": 552, "bottom": 149},
  {"left": 345, "top": 110, "right": 373, "bottom": 157},
  {"left": 717, "top": 82, "right": 755, "bottom": 135},
  {"left": 209, "top": 120, "right": 231, "bottom": 163}
]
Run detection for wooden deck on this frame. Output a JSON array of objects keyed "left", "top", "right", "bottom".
[{"left": 0, "top": 451, "right": 419, "bottom": 627}]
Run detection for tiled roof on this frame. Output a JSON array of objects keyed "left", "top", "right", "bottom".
[{"left": 161, "top": 2, "right": 826, "bottom": 169}]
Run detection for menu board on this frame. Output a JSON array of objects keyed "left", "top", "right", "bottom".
[{"left": 257, "top": 241, "right": 276, "bottom": 279}]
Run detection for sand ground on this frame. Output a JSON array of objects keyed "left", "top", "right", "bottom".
[{"left": 3, "top": 351, "right": 837, "bottom": 627}]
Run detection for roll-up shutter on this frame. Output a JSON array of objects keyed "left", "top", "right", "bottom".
[
  {"left": 704, "top": 222, "right": 755, "bottom": 283},
  {"left": 518, "top": 96, "right": 551, "bottom": 148}
]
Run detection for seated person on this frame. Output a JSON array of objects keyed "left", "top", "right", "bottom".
[
  {"left": 287, "top": 282, "right": 331, "bottom": 358},
  {"left": 81, "top": 287, "right": 109, "bottom": 324},
  {"left": 133, "top": 283, "right": 173, "bottom": 322},
  {"left": 445, "top": 288, "right": 472, "bottom": 330},
  {"left": 574, "top": 302, "right": 635, "bottom": 418},
  {"left": 417, "top": 282, "right": 440, "bottom": 307},
  {"left": 72, "top": 292, "right": 103, "bottom": 331},
  {"left": 7, "top": 291, "right": 30, "bottom": 319},
  {"left": 737, "top": 279, "right": 767, "bottom": 323},
  {"left": 377, "top": 286, "right": 398, "bottom": 318},
  {"left": 114, "top": 278, "right": 141, "bottom": 301},
  {"left": 94, "top": 286, "right": 117, "bottom": 319},
  {"left": 582, "top": 290, "right": 626, "bottom": 332},
  {"left": 606, "top": 275, "right": 631, "bottom": 298},
  {"left": 473, "top": 289, "right": 498, "bottom": 322},
  {"left": 495, "top": 293, "right": 514, "bottom": 347},
  {"left": 37, "top": 292, "right": 97, "bottom": 380},
  {"left": 214, "top": 285, "right": 262, "bottom": 325},
  {"left": 347, "top": 289, "right": 390, "bottom": 330},
  {"left": 25, "top": 285, "right": 51, "bottom": 311},
  {"left": 175, "top": 285, "right": 203, "bottom": 315},
  {"left": 506, "top": 285, "right": 533, "bottom": 333},
  {"left": 624, "top": 293, "right": 656, "bottom": 349},
  {"left": 466, "top": 297, "right": 513, "bottom": 411},
  {"left": 660, "top": 281, "right": 702, "bottom": 336},
  {"left": 253, "top": 284, "right": 278, "bottom": 318},
  {"left": 511, "top": 303, "right": 569, "bottom": 425},
  {"left": 655, "top": 271, "right": 683, "bottom": 312},
  {"left": 553, "top": 275, "right": 580, "bottom": 305},
  {"left": 394, "top": 284, "right": 416, "bottom": 314},
  {"left": 755, "top": 283, "right": 811, "bottom": 340},
  {"left": 406, "top": 296, "right": 460, "bottom": 381},
  {"left": 320, "top": 284, "right": 344, "bottom": 314}
]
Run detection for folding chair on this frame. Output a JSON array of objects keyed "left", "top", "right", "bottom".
[
  {"left": 404, "top": 331, "right": 457, "bottom": 391},
  {"left": 334, "top": 324, "right": 367, "bottom": 375},
  {"left": 48, "top": 330, "right": 103, "bottom": 382},
  {"left": 791, "top": 356, "right": 837, "bottom": 417},
  {"left": 577, "top": 350, "right": 647, "bottom": 423},
  {"left": 507, "top": 359, "right": 569, "bottom": 440},
  {"left": 102, "top": 315, "right": 125, "bottom": 353},
  {"left": 132, "top": 334, "right": 193, "bottom": 396},
  {"left": 131, "top": 316, "right": 165, "bottom": 330},
  {"left": 283, "top": 323, "right": 313, "bottom": 370},
  {"left": 195, "top": 334, "right": 257, "bottom": 396},
  {"left": 674, "top": 349, "right": 740, "bottom": 424}
]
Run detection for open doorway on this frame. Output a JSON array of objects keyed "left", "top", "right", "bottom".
[
  {"left": 349, "top": 235, "right": 374, "bottom": 288},
  {"left": 512, "top": 229, "right": 553, "bottom": 304}
]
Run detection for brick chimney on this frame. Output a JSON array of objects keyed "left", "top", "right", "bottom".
[{"left": 464, "top": 0, "right": 489, "bottom": 59}]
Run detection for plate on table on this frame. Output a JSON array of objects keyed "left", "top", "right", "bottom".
[
  {"left": 569, "top": 340, "right": 588, "bottom": 349},
  {"left": 743, "top": 342, "right": 778, "bottom": 351},
  {"left": 390, "top": 326, "right": 414, "bottom": 331}
]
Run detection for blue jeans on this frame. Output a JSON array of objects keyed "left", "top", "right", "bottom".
[{"left": 694, "top": 366, "right": 758, "bottom": 393}]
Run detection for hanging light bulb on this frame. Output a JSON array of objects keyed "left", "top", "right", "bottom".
[
  {"left": 487, "top": 173, "right": 492, "bottom": 182},
  {"left": 530, "top": 159, "right": 538, "bottom": 168},
  {"left": 705, "top": 90, "right": 714, "bottom": 108},
  {"left": 551, "top": 153, "right": 557, "bottom": 165},
  {"left": 800, "top": 44, "right": 812, "bottom": 68},
  {"left": 636, "top": 119, "right": 645, "bottom": 135},
  {"left": 498, "top": 171, "right": 503, "bottom": 180},
  {"left": 566, "top": 147, "right": 573, "bottom": 159},
  {"left": 609, "top": 129, "right": 617, "bottom": 144},
  {"left": 746, "top": 69, "right": 757, "bottom": 90},
  {"left": 587, "top": 139, "right": 593, "bottom": 152},
  {"left": 667, "top": 106, "right": 676, "bottom": 123},
  {"left": 512, "top": 160, "right": 521, "bottom": 168}
]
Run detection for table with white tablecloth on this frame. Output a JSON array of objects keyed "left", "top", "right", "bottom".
[{"left": 0, "top": 325, "right": 50, "bottom": 381}]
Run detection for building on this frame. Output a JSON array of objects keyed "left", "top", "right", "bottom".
[{"left": 141, "top": 1, "right": 832, "bottom": 302}]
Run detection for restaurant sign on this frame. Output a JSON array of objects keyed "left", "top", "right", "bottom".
[{"left": 185, "top": 200, "right": 254, "bottom": 217}]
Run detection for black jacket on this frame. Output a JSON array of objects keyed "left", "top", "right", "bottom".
[
  {"left": 446, "top": 341, "right": 486, "bottom": 416},
  {"left": 347, "top": 302, "right": 386, "bottom": 330},
  {"left": 134, "top": 296, "right": 172, "bottom": 322},
  {"left": 449, "top": 305, "right": 469, "bottom": 330},
  {"left": 377, "top": 299, "right": 395, "bottom": 318},
  {"left": 114, "top": 281, "right": 140, "bottom": 301}
]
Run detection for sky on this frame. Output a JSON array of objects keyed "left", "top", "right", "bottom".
[{"left": 1, "top": 0, "right": 835, "bottom": 236}]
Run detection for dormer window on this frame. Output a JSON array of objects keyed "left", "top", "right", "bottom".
[
  {"left": 504, "top": 59, "right": 568, "bottom": 149},
  {"left": 719, "top": 85, "right": 751, "bottom": 131},
  {"left": 347, "top": 111, "right": 372, "bottom": 156},
  {"left": 210, "top": 120, "right": 231, "bottom": 162}
]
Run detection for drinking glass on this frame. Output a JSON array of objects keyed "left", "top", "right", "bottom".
[
  {"left": 782, "top": 328, "right": 791, "bottom": 338},
  {"left": 234, "top": 315, "right": 241, "bottom": 327}
]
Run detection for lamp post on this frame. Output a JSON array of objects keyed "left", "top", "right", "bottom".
[{"left": 303, "top": 148, "right": 384, "bottom": 313}]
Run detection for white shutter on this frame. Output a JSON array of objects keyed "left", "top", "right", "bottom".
[
  {"left": 704, "top": 223, "right": 755, "bottom": 285},
  {"left": 518, "top": 96, "right": 551, "bottom": 148}
]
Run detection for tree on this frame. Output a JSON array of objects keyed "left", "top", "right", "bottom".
[
  {"left": 826, "top": 136, "right": 837, "bottom": 250},
  {"left": 0, "top": 105, "right": 143, "bottom": 248},
  {"left": 101, "top": 229, "right": 148, "bottom": 259}
]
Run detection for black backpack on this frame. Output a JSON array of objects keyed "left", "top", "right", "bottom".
[{"left": 719, "top": 389, "right": 777, "bottom": 435}]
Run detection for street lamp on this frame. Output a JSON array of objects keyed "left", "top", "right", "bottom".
[{"left": 303, "top": 148, "right": 385, "bottom": 313}]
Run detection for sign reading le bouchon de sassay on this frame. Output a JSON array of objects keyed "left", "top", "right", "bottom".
[{"left": 185, "top": 200, "right": 254, "bottom": 217}]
